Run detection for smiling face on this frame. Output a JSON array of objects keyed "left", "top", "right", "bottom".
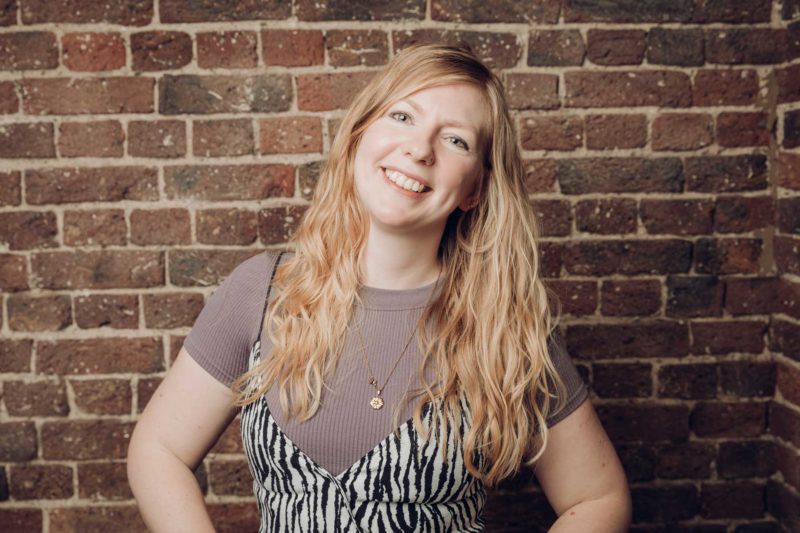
[{"left": 352, "top": 82, "right": 491, "bottom": 236}]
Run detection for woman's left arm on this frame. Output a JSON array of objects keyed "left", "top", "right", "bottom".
[{"left": 532, "top": 398, "right": 633, "bottom": 532}]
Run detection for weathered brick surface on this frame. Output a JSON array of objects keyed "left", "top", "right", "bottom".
[{"left": 1, "top": 3, "right": 796, "bottom": 531}]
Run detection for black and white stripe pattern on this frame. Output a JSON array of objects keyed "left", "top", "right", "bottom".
[{"left": 240, "top": 337, "right": 487, "bottom": 532}]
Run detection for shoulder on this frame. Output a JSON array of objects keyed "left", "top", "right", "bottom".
[{"left": 224, "top": 249, "right": 284, "bottom": 288}]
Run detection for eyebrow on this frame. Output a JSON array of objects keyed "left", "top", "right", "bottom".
[{"left": 401, "top": 97, "right": 479, "bottom": 136}]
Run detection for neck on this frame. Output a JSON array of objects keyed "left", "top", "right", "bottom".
[{"left": 360, "top": 226, "right": 443, "bottom": 290}]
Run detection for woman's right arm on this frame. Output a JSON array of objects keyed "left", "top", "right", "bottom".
[{"left": 127, "top": 346, "right": 241, "bottom": 533}]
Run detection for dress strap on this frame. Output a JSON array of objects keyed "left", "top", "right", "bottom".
[{"left": 256, "top": 251, "right": 285, "bottom": 344}]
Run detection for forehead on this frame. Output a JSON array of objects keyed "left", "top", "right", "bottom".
[{"left": 394, "top": 83, "right": 490, "bottom": 137}]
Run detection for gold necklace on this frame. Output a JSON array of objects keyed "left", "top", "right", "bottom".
[{"left": 354, "top": 270, "right": 442, "bottom": 410}]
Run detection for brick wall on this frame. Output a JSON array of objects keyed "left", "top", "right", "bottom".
[{"left": 0, "top": 0, "right": 798, "bottom": 531}]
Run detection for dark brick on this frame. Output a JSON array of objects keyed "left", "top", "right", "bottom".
[
  {"left": 258, "top": 205, "right": 308, "bottom": 244},
  {"left": 8, "top": 295, "right": 71, "bottom": 332},
  {"left": 585, "top": 114, "right": 646, "bottom": 149},
  {"left": 574, "top": 198, "right": 637, "bottom": 234},
  {"left": 159, "top": 74, "right": 291, "bottom": 115},
  {"left": 693, "top": 0, "right": 771, "bottom": 23},
  {"left": 26, "top": 166, "right": 158, "bottom": 205},
  {"left": 0, "top": 421, "right": 37, "bottom": 461},
  {"left": 701, "top": 481, "right": 765, "bottom": 519},
  {"left": 196, "top": 209, "right": 258, "bottom": 245},
  {"left": 128, "top": 120, "right": 186, "bottom": 158},
  {"left": 392, "top": 30, "right": 520, "bottom": 69},
  {"left": 640, "top": 199, "right": 714, "bottom": 235},
  {"left": 297, "top": 71, "right": 374, "bottom": 112},
  {"left": 632, "top": 484, "right": 700, "bottom": 522},
  {"left": 557, "top": 157, "right": 683, "bottom": 194},
  {"left": 718, "top": 440, "right": 775, "bottom": 479},
  {"left": 296, "top": 0, "right": 424, "bottom": 21},
  {"left": 706, "top": 29, "right": 790, "bottom": 64},
  {"left": 593, "top": 363, "right": 651, "bottom": 398},
  {"left": 168, "top": 249, "right": 258, "bottom": 287},
  {"left": 325, "top": 30, "right": 388, "bottom": 67},
  {"left": 685, "top": 155, "right": 767, "bottom": 193},
  {"left": 197, "top": 31, "right": 257, "bottom": 69},
  {"left": 0, "top": 211, "right": 57, "bottom": 250},
  {"left": 0, "top": 171, "right": 20, "bottom": 205},
  {"left": 694, "top": 238, "right": 763, "bottom": 275},
  {"left": 725, "top": 277, "right": 779, "bottom": 316},
  {"left": 693, "top": 69, "right": 759, "bottom": 106},
  {"left": 646, "top": 28, "right": 704, "bottom": 66},
  {"left": 75, "top": 294, "right": 139, "bottom": 329},
  {"left": 547, "top": 280, "right": 597, "bottom": 316},
  {"left": 0, "top": 31, "right": 58, "bottom": 70},
  {"left": 766, "top": 479, "right": 800, "bottom": 530},
  {"left": 692, "top": 319, "right": 766, "bottom": 354},
  {"left": 143, "top": 292, "right": 204, "bottom": 329},
  {"left": 600, "top": 279, "right": 661, "bottom": 316},
  {"left": 22, "top": 77, "right": 154, "bottom": 115},
  {"left": 531, "top": 199, "right": 572, "bottom": 237},
  {"left": 666, "top": 275, "right": 724, "bottom": 318},
  {"left": 8, "top": 464, "right": 73, "bottom": 500},
  {"left": 0, "top": 253, "right": 28, "bottom": 292},
  {"left": 597, "top": 403, "right": 690, "bottom": 442},
  {"left": 658, "top": 363, "right": 718, "bottom": 399},
  {"left": 655, "top": 442, "right": 716, "bottom": 479},
  {"left": 20, "top": 0, "right": 152, "bottom": 25},
  {"left": 520, "top": 115, "right": 583, "bottom": 151},
  {"left": 193, "top": 119, "right": 254, "bottom": 157},
  {"left": 31, "top": 250, "right": 164, "bottom": 290},
  {"left": 778, "top": 197, "right": 800, "bottom": 234},
  {"left": 770, "top": 401, "right": 800, "bottom": 447},
  {"left": 563, "top": 0, "right": 693, "bottom": 23},
  {"left": 717, "top": 111, "right": 771, "bottom": 147},
  {"left": 714, "top": 195, "right": 774, "bottom": 233},
  {"left": 775, "top": 235, "right": 800, "bottom": 276},
  {"left": 262, "top": 29, "right": 324, "bottom": 67},
  {"left": 586, "top": 29, "right": 645, "bottom": 65},
  {"left": 777, "top": 64, "right": 800, "bottom": 104},
  {"left": 0, "top": 0, "right": 16, "bottom": 26},
  {"left": 786, "top": 110, "right": 800, "bottom": 148},
  {"left": 164, "top": 164, "right": 293, "bottom": 201},
  {"left": 160, "top": 0, "right": 289, "bottom": 22},
  {"left": 431, "top": 0, "right": 559, "bottom": 23},
  {"left": 692, "top": 402, "right": 766, "bottom": 438},
  {"left": 566, "top": 321, "right": 690, "bottom": 359},
  {"left": 0, "top": 122, "right": 55, "bottom": 158},
  {"left": 563, "top": 239, "right": 692, "bottom": 276},
  {"left": 565, "top": 70, "right": 691, "bottom": 108},
  {"left": 528, "top": 30, "right": 585, "bottom": 66},
  {"left": 505, "top": 73, "right": 559, "bottom": 111},
  {"left": 131, "top": 31, "right": 191, "bottom": 71},
  {"left": 652, "top": 113, "right": 713, "bottom": 151},
  {"left": 3, "top": 380, "right": 69, "bottom": 417}
]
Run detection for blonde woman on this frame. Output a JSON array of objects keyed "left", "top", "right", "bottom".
[{"left": 127, "top": 43, "right": 632, "bottom": 532}]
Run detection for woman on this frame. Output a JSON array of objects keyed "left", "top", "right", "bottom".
[{"left": 127, "top": 43, "right": 631, "bottom": 532}]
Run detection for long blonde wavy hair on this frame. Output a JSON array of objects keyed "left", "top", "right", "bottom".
[{"left": 230, "top": 42, "right": 569, "bottom": 488}]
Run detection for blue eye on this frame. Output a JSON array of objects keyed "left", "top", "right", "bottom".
[{"left": 388, "top": 111, "right": 470, "bottom": 151}]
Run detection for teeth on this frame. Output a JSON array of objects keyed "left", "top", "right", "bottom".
[{"left": 385, "top": 169, "right": 427, "bottom": 193}]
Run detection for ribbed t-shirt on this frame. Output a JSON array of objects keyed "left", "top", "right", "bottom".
[{"left": 184, "top": 249, "right": 589, "bottom": 477}]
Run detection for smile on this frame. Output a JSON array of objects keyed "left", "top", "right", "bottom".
[{"left": 381, "top": 167, "right": 432, "bottom": 198}]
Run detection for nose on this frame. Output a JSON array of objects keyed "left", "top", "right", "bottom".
[{"left": 404, "top": 136, "right": 435, "bottom": 165}]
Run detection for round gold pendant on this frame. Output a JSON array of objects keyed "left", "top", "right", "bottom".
[{"left": 370, "top": 396, "right": 384, "bottom": 410}]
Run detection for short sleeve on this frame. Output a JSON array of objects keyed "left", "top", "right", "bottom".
[
  {"left": 544, "top": 329, "right": 589, "bottom": 428},
  {"left": 182, "top": 251, "right": 277, "bottom": 387}
]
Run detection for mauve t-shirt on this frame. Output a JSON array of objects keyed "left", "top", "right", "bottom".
[{"left": 184, "top": 250, "right": 589, "bottom": 477}]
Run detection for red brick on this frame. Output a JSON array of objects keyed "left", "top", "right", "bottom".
[
  {"left": 565, "top": 70, "right": 691, "bottom": 108},
  {"left": 128, "top": 119, "right": 186, "bottom": 158},
  {"left": 0, "top": 170, "right": 20, "bottom": 205},
  {"left": 693, "top": 69, "right": 758, "bottom": 106},
  {"left": 8, "top": 464, "right": 73, "bottom": 500},
  {"left": 22, "top": 77, "right": 154, "bottom": 115},
  {"left": 168, "top": 249, "right": 258, "bottom": 287},
  {"left": 21, "top": 0, "right": 153, "bottom": 25},
  {"left": 296, "top": 0, "right": 422, "bottom": 21},
  {"left": 26, "top": 166, "right": 158, "bottom": 205},
  {"left": 586, "top": 29, "right": 645, "bottom": 66},
  {"left": 779, "top": 197, "right": 800, "bottom": 234},
  {"left": 31, "top": 250, "right": 164, "bottom": 289},
  {"left": 137, "top": 377, "right": 161, "bottom": 413},
  {"left": 0, "top": 31, "right": 58, "bottom": 70},
  {"left": 7, "top": 294, "right": 71, "bottom": 331},
  {"left": 143, "top": 292, "right": 204, "bottom": 329},
  {"left": 160, "top": 0, "right": 289, "bottom": 22},
  {"left": 49, "top": 506, "right": 147, "bottom": 533},
  {"left": 693, "top": 0, "right": 771, "bottom": 22},
  {"left": 196, "top": 208, "right": 258, "bottom": 245},
  {"left": 58, "top": 120, "right": 124, "bottom": 157},
  {"left": 37, "top": 337, "right": 162, "bottom": 376},
  {"left": 71, "top": 378, "right": 132, "bottom": 415},
  {"left": 208, "top": 459, "right": 252, "bottom": 496},
  {"left": 164, "top": 164, "right": 294, "bottom": 201},
  {"left": 0, "top": 81, "right": 19, "bottom": 113},
  {"left": 0, "top": 211, "right": 57, "bottom": 250},
  {"left": 776, "top": 235, "right": 800, "bottom": 275},
  {"left": 655, "top": 442, "right": 716, "bottom": 479},
  {"left": 574, "top": 198, "right": 637, "bottom": 234},
  {"left": 707, "top": 28, "right": 790, "bottom": 64},
  {"left": 61, "top": 32, "right": 125, "bottom": 71},
  {"left": 326, "top": 30, "right": 388, "bottom": 67},
  {"left": 718, "top": 440, "right": 776, "bottom": 479},
  {"left": 259, "top": 116, "right": 322, "bottom": 154},
  {"left": 0, "top": 253, "right": 28, "bottom": 292},
  {"left": 778, "top": 363, "right": 800, "bottom": 406},
  {"left": 725, "top": 277, "right": 780, "bottom": 316},
  {"left": 692, "top": 402, "right": 766, "bottom": 438},
  {"left": 0, "top": 0, "right": 17, "bottom": 26},
  {"left": 557, "top": 157, "right": 683, "bottom": 194},
  {"left": 593, "top": 362, "right": 652, "bottom": 398},
  {"left": 0, "top": 421, "right": 37, "bottom": 461},
  {"left": 431, "top": 0, "right": 559, "bottom": 23},
  {"left": 652, "top": 113, "right": 713, "bottom": 151},
  {"left": 770, "top": 401, "right": 800, "bottom": 447},
  {"left": 658, "top": 363, "right": 718, "bottom": 399},
  {"left": 777, "top": 64, "right": 800, "bottom": 104},
  {"left": 297, "top": 72, "right": 374, "bottom": 112},
  {"left": 3, "top": 380, "right": 69, "bottom": 416},
  {"left": 691, "top": 320, "right": 766, "bottom": 355},
  {"left": 717, "top": 111, "right": 770, "bottom": 147},
  {"left": 546, "top": 279, "right": 597, "bottom": 316},
  {"left": 159, "top": 73, "right": 291, "bottom": 114},
  {"left": 719, "top": 360, "right": 775, "bottom": 398},
  {"left": 566, "top": 320, "right": 690, "bottom": 359},
  {"left": 209, "top": 417, "right": 243, "bottom": 454},
  {"left": 63, "top": 208, "right": 127, "bottom": 246},
  {"left": 597, "top": 403, "right": 690, "bottom": 442},
  {"left": 775, "top": 442, "right": 800, "bottom": 492},
  {"left": 778, "top": 277, "right": 800, "bottom": 319},
  {"left": 41, "top": 420, "right": 135, "bottom": 460},
  {"left": 258, "top": 205, "right": 308, "bottom": 244},
  {"left": 74, "top": 294, "right": 139, "bottom": 329},
  {"left": 393, "top": 30, "right": 521, "bottom": 69},
  {"left": 585, "top": 114, "right": 646, "bottom": 149},
  {"left": 504, "top": 73, "right": 559, "bottom": 111},
  {"left": 528, "top": 29, "right": 584, "bottom": 66},
  {"left": 564, "top": 239, "right": 692, "bottom": 276},
  {"left": 531, "top": 199, "right": 571, "bottom": 237},
  {"left": 666, "top": 275, "right": 724, "bottom": 318},
  {"left": 640, "top": 199, "right": 714, "bottom": 235},
  {"left": 600, "top": 279, "right": 661, "bottom": 316},
  {"left": 262, "top": 29, "right": 324, "bottom": 66},
  {"left": 646, "top": 28, "right": 704, "bottom": 66},
  {"left": 685, "top": 154, "right": 767, "bottom": 193},
  {"left": 78, "top": 462, "right": 132, "bottom": 500},
  {"left": 520, "top": 115, "right": 583, "bottom": 151},
  {"left": 130, "top": 208, "right": 190, "bottom": 245},
  {"left": 694, "top": 238, "right": 763, "bottom": 275},
  {"left": 299, "top": 160, "right": 322, "bottom": 200},
  {"left": 197, "top": 30, "right": 257, "bottom": 69},
  {"left": 714, "top": 195, "right": 774, "bottom": 233},
  {"left": 0, "top": 339, "right": 32, "bottom": 373},
  {"left": 0, "top": 509, "right": 42, "bottom": 533},
  {"left": 193, "top": 119, "right": 254, "bottom": 157},
  {"left": 771, "top": 318, "right": 800, "bottom": 362},
  {"left": 563, "top": 1, "right": 692, "bottom": 23},
  {"left": 131, "top": 30, "right": 191, "bottom": 71},
  {"left": 0, "top": 122, "right": 55, "bottom": 158},
  {"left": 701, "top": 481, "right": 765, "bottom": 519},
  {"left": 767, "top": 479, "right": 800, "bottom": 529}
]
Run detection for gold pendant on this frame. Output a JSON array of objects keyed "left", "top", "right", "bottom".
[{"left": 370, "top": 396, "right": 384, "bottom": 410}]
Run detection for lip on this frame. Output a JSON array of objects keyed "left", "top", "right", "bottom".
[
  {"left": 381, "top": 166, "right": 433, "bottom": 191},
  {"left": 381, "top": 167, "right": 432, "bottom": 197}
]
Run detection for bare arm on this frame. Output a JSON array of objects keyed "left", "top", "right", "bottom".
[
  {"left": 127, "top": 347, "right": 241, "bottom": 533},
  {"left": 533, "top": 399, "right": 632, "bottom": 532}
]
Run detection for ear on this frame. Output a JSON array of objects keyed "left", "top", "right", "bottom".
[{"left": 458, "top": 171, "right": 486, "bottom": 211}]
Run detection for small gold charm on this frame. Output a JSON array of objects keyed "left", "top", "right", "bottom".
[{"left": 370, "top": 396, "right": 384, "bottom": 410}]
